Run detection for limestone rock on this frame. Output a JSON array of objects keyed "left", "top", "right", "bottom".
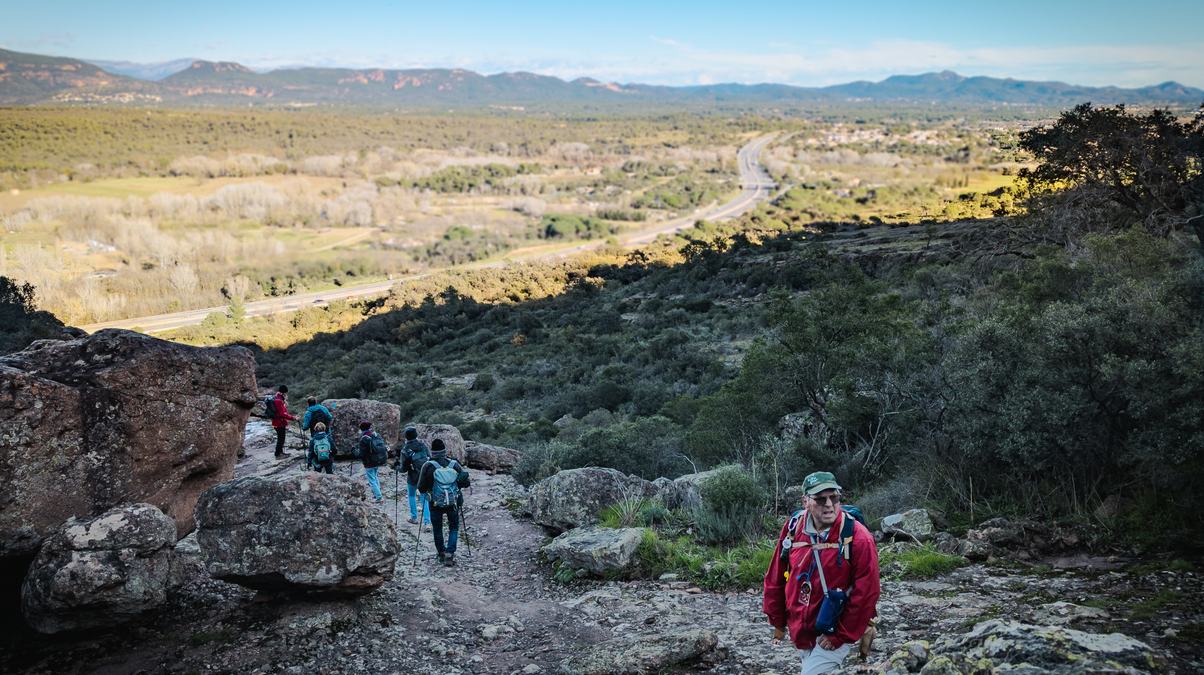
[
  {"left": 412, "top": 423, "right": 465, "bottom": 462},
  {"left": 1035, "top": 601, "right": 1111, "bottom": 626},
  {"left": 21, "top": 503, "right": 176, "bottom": 633},
  {"left": 528, "top": 468, "right": 656, "bottom": 533},
  {"left": 464, "top": 440, "right": 519, "bottom": 473},
  {"left": 658, "top": 467, "right": 732, "bottom": 511},
  {"left": 882, "top": 508, "right": 936, "bottom": 541},
  {"left": 320, "top": 398, "right": 401, "bottom": 456},
  {"left": 651, "top": 477, "right": 673, "bottom": 492},
  {"left": 558, "top": 628, "right": 722, "bottom": 674},
  {"left": 542, "top": 526, "right": 645, "bottom": 575},
  {"left": 780, "top": 484, "right": 806, "bottom": 513},
  {"left": 195, "top": 473, "right": 398, "bottom": 593},
  {"left": 959, "top": 537, "right": 994, "bottom": 562},
  {"left": 916, "top": 619, "right": 1158, "bottom": 673},
  {"left": 778, "top": 410, "right": 829, "bottom": 445},
  {"left": 0, "top": 329, "right": 257, "bottom": 558}
]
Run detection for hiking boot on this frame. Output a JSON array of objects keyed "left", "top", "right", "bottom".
[
  {"left": 406, "top": 517, "right": 419, "bottom": 525},
  {"left": 373, "top": 497, "right": 384, "bottom": 504},
  {"left": 275, "top": 452, "right": 288, "bottom": 458},
  {"left": 443, "top": 554, "right": 456, "bottom": 567},
  {"left": 436, "top": 552, "right": 446, "bottom": 564}
]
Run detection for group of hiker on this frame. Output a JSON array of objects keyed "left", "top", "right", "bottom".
[
  {"left": 266, "top": 387, "right": 881, "bottom": 671},
  {"left": 262, "top": 385, "right": 470, "bottom": 567}
]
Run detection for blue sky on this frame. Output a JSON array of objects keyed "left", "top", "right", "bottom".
[{"left": 5, "top": 1, "right": 1203, "bottom": 87}]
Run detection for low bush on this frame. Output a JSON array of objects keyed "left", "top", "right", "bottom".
[{"left": 878, "top": 544, "right": 967, "bottom": 579}]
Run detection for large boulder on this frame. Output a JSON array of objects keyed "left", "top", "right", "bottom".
[
  {"left": 21, "top": 503, "right": 176, "bottom": 633},
  {"left": 0, "top": 329, "right": 257, "bottom": 558},
  {"left": 658, "top": 466, "right": 732, "bottom": 511},
  {"left": 412, "top": 423, "right": 465, "bottom": 462},
  {"left": 463, "top": 440, "right": 519, "bottom": 473},
  {"left": 194, "top": 473, "right": 398, "bottom": 593},
  {"left": 320, "top": 398, "right": 401, "bottom": 456},
  {"left": 893, "top": 619, "right": 1161, "bottom": 673},
  {"left": 881, "top": 508, "right": 936, "bottom": 541},
  {"left": 528, "top": 468, "right": 656, "bottom": 533},
  {"left": 542, "top": 526, "right": 645, "bottom": 576},
  {"left": 558, "top": 628, "right": 722, "bottom": 674}
]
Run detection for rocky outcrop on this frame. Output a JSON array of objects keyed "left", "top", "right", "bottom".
[
  {"left": 194, "top": 473, "right": 398, "bottom": 593},
  {"left": 320, "top": 398, "right": 401, "bottom": 455},
  {"left": 558, "top": 628, "right": 723, "bottom": 674},
  {"left": 528, "top": 468, "right": 656, "bottom": 533},
  {"left": 885, "top": 619, "right": 1159, "bottom": 673},
  {"left": 542, "top": 526, "right": 645, "bottom": 576},
  {"left": 881, "top": 508, "right": 936, "bottom": 542},
  {"left": 21, "top": 503, "right": 176, "bottom": 633},
  {"left": 464, "top": 440, "right": 519, "bottom": 473},
  {"left": 0, "top": 329, "right": 257, "bottom": 558},
  {"left": 657, "top": 467, "right": 731, "bottom": 511},
  {"left": 413, "top": 423, "right": 465, "bottom": 462}
]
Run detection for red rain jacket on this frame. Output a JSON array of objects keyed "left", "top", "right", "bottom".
[
  {"left": 762, "top": 509, "right": 880, "bottom": 650},
  {"left": 270, "top": 392, "right": 297, "bottom": 429}
]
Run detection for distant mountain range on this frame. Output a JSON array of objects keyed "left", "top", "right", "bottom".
[{"left": 2, "top": 47, "right": 1201, "bottom": 109}]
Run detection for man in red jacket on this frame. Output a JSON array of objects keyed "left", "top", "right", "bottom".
[
  {"left": 763, "top": 471, "right": 880, "bottom": 674},
  {"left": 270, "top": 385, "right": 298, "bottom": 458}
]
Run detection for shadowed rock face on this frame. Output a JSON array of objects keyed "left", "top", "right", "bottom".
[
  {"left": 0, "top": 329, "right": 257, "bottom": 559},
  {"left": 194, "top": 473, "right": 398, "bottom": 593},
  {"left": 21, "top": 503, "right": 176, "bottom": 634},
  {"left": 412, "top": 423, "right": 465, "bottom": 462},
  {"left": 464, "top": 440, "right": 519, "bottom": 473},
  {"left": 320, "top": 399, "right": 401, "bottom": 455}
]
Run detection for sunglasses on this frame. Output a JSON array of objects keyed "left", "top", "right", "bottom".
[{"left": 808, "top": 494, "right": 841, "bottom": 505}]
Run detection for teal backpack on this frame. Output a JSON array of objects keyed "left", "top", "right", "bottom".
[
  {"left": 431, "top": 460, "right": 463, "bottom": 507},
  {"left": 311, "top": 433, "right": 333, "bottom": 463}
]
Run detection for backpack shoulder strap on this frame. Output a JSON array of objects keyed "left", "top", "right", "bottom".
[{"left": 839, "top": 510, "right": 857, "bottom": 563}]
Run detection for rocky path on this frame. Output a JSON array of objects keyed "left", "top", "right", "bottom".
[{"left": 3, "top": 425, "right": 1202, "bottom": 674}]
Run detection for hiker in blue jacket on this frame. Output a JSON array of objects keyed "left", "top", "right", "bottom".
[
  {"left": 301, "top": 398, "right": 333, "bottom": 432},
  {"left": 417, "top": 439, "right": 470, "bottom": 566},
  {"left": 307, "top": 422, "right": 335, "bottom": 474}
]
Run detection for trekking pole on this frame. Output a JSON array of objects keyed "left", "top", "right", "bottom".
[
  {"left": 393, "top": 468, "right": 400, "bottom": 529},
  {"left": 412, "top": 509, "right": 424, "bottom": 565},
  {"left": 455, "top": 500, "right": 473, "bottom": 559}
]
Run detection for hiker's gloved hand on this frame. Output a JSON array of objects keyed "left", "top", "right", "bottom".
[{"left": 772, "top": 627, "right": 786, "bottom": 645}]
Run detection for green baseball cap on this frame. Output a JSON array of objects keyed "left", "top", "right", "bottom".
[{"left": 802, "top": 471, "right": 842, "bottom": 496}]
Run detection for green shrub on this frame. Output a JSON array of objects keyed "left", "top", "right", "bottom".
[
  {"left": 512, "top": 440, "right": 572, "bottom": 486},
  {"left": 693, "top": 466, "right": 767, "bottom": 544},
  {"left": 878, "top": 544, "right": 967, "bottom": 579}
]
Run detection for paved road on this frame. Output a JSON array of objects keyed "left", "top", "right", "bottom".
[{"left": 81, "top": 133, "right": 778, "bottom": 335}]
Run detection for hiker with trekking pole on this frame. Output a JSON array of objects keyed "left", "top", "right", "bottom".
[
  {"left": 416, "top": 439, "right": 470, "bottom": 566},
  {"left": 394, "top": 427, "right": 432, "bottom": 530},
  {"left": 763, "top": 471, "right": 881, "bottom": 674}
]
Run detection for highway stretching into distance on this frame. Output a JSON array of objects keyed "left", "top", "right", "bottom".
[{"left": 80, "top": 133, "right": 778, "bottom": 335}]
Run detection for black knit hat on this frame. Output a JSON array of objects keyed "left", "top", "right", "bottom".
[
  {"left": 430, "top": 438, "right": 447, "bottom": 458},
  {"left": 405, "top": 427, "right": 418, "bottom": 440}
]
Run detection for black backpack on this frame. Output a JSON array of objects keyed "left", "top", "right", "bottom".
[
  {"left": 262, "top": 395, "right": 278, "bottom": 420},
  {"left": 362, "top": 432, "right": 388, "bottom": 467}
]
